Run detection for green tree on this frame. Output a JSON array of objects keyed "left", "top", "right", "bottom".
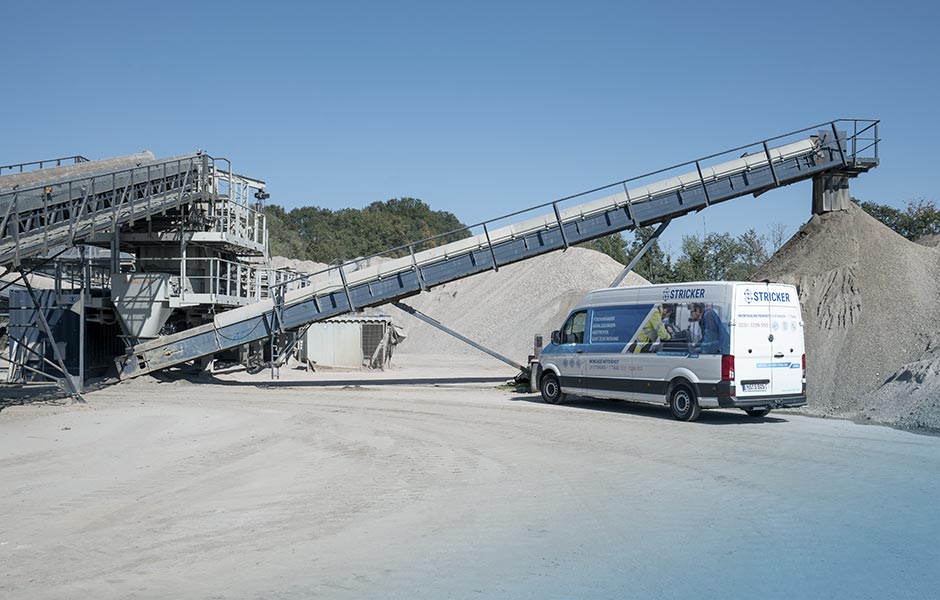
[
  {"left": 264, "top": 204, "right": 306, "bottom": 259},
  {"left": 580, "top": 233, "right": 629, "bottom": 265},
  {"left": 264, "top": 198, "right": 469, "bottom": 263},
  {"left": 672, "top": 229, "right": 769, "bottom": 282},
  {"left": 623, "top": 226, "right": 675, "bottom": 283},
  {"left": 860, "top": 199, "right": 940, "bottom": 241}
]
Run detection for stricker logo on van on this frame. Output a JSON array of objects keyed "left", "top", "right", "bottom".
[
  {"left": 743, "top": 288, "right": 791, "bottom": 304},
  {"left": 663, "top": 287, "right": 705, "bottom": 302}
]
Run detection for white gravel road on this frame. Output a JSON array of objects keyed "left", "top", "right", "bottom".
[{"left": 1, "top": 355, "right": 938, "bottom": 599}]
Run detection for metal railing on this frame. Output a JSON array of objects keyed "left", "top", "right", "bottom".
[
  {"left": 0, "top": 154, "right": 205, "bottom": 266},
  {"left": 0, "top": 155, "right": 90, "bottom": 176},
  {"left": 152, "top": 256, "right": 307, "bottom": 305},
  {"left": 200, "top": 157, "right": 267, "bottom": 247}
]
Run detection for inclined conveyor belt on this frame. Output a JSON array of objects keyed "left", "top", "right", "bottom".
[
  {"left": 116, "top": 121, "right": 879, "bottom": 379},
  {"left": 0, "top": 152, "right": 206, "bottom": 267}
]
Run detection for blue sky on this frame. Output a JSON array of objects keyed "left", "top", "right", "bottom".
[{"left": 2, "top": 0, "right": 937, "bottom": 257}]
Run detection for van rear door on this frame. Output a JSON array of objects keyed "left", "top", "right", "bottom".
[
  {"left": 767, "top": 284, "right": 804, "bottom": 396},
  {"left": 732, "top": 284, "right": 773, "bottom": 398}
]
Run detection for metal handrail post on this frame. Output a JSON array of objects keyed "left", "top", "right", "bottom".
[
  {"left": 338, "top": 264, "right": 355, "bottom": 311},
  {"left": 852, "top": 120, "right": 858, "bottom": 161},
  {"left": 830, "top": 121, "right": 847, "bottom": 166},
  {"left": 695, "top": 161, "right": 711, "bottom": 205},
  {"left": 409, "top": 244, "right": 427, "bottom": 291},
  {"left": 552, "top": 201, "right": 569, "bottom": 249},
  {"left": 11, "top": 196, "right": 19, "bottom": 265},
  {"left": 0, "top": 192, "right": 16, "bottom": 240},
  {"left": 482, "top": 223, "right": 499, "bottom": 271},
  {"left": 762, "top": 142, "right": 780, "bottom": 187},
  {"left": 621, "top": 183, "right": 639, "bottom": 228}
]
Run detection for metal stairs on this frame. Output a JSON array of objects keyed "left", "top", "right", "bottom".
[{"left": 115, "top": 119, "right": 879, "bottom": 379}]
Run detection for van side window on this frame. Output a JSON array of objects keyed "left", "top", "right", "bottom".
[{"left": 561, "top": 311, "right": 587, "bottom": 344}]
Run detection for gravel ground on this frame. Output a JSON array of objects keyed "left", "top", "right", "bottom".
[{"left": 1, "top": 355, "right": 937, "bottom": 599}]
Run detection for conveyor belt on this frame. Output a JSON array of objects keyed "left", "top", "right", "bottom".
[
  {"left": 0, "top": 152, "right": 206, "bottom": 267},
  {"left": 117, "top": 120, "right": 879, "bottom": 379}
]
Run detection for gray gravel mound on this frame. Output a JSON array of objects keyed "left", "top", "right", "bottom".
[
  {"left": 916, "top": 234, "right": 940, "bottom": 248},
  {"left": 756, "top": 202, "right": 940, "bottom": 431},
  {"left": 853, "top": 349, "right": 940, "bottom": 432},
  {"left": 388, "top": 247, "right": 648, "bottom": 364},
  {"left": 270, "top": 256, "right": 328, "bottom": 274}
]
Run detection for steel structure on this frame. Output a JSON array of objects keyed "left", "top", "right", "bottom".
[
  {"left": 110, "top": 119, "right": 879, "bottom": 379},
  {"left": 0, "top": 150, "right": 290, "bottom": 393},
  {"left": 0, "top": 120, "right": 879, "bottom": 389}
]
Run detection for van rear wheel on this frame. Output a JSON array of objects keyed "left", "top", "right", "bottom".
[
  {"left": 540, "top": 372, "right": 565, "bottom": 405},
  {"left": 669, "top": 384, "right": 701, "bottom": 421}
]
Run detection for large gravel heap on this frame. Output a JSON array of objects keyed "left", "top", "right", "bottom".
[
  {"left": 756, "top": 202, "right": 940, "bottom": 431},
  {"left": 388, "top": 247, "right": 648, "bottom": 363}
]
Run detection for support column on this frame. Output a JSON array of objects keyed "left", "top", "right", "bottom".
[{"left": 812, "top": 174, "right": 851, "bottom": 214}]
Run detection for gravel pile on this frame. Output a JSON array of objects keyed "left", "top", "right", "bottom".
[
  {"left": 916, "top": 234, "right": 940, "bottom": 248},
  {"left": 386, "top": 247, "right": 648, "bottom": 363},
  {"left": 756, "top": 202, "right": 940, "bottom": 432},
  {"left": 270, "top": 256, "right": 328, "bottom": 274}
]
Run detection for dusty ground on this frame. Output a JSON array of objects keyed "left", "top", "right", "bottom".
[{"left": 1, "top": 355, "right": 938, "bottom": 599}]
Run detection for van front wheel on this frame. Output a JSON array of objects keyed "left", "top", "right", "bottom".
[
  {"left": 669, "top": 384, "right": 701, "bottom": 421},
  {"left": 540, "top": 372, "right": 565, "bottom": 405}
]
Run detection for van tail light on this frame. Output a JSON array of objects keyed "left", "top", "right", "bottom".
[
  {"left": 801, "top": 353, "right": 807, "bottom": 394},
  {"left": 721, "top": 354, "right": 735, "bottom": 381}
]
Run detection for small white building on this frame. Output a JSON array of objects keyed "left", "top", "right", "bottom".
[{"left": 299, "top": 315, "right": 403, "bottom": 369}]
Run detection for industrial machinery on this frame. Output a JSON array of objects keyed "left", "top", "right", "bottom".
[{"left": 0, "top": 119, "right": 879, "bottom": 395}]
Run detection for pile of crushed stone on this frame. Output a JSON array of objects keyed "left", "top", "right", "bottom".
[
  {"left": 916, "top": 234, "right": 940, "bottom": 248},
  {"left": 270, "top": 256, "right": 328, "bottom": 274},
  {"left": 756, "top": 202, "right": 940, "bottom": 432},
  {"left": 384, "top": 247, "right": 648, "bottom": 364}
]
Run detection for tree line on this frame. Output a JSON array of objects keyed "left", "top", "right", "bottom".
[{"left": 265, "top": 198, "right": 468, "bottom": 263}]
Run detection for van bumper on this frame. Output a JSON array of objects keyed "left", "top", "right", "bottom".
[{"left": 717, "top": 394, "right": 807, "bottom": 409}]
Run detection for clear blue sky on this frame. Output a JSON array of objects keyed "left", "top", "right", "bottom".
[{"left": 2, "top": 0, "right": 937, "bottom": 257}]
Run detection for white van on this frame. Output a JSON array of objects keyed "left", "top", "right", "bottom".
[{"left": 537, "top": 281, "right": 806, "bottom": 421}]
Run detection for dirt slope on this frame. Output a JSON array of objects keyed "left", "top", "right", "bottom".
[{"left": 756, "top": 202, "right": 940, "bottom": 431}]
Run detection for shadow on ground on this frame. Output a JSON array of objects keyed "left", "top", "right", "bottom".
[
  {"left": 508, "top": 394, "right": 789, "bottom": 425},
  {"left": 0, "top": 384, "right": 72, "bottom": 413},
  {"left": 139, "top": 368, "right": 511, "bottom": 389}
]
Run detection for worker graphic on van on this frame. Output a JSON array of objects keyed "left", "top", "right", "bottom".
[
  {"left": 688, "top": 302, "right": 730, "bottom": 354},
  {"left": 627, "top": 303, "right": 676, "bottom": 353}
]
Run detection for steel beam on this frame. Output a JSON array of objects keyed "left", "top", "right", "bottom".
[
  {"left": 393, "top": 301, "right": 524, "bottom": 371},
  {"left": 609, "top": 219, "right": 671, "bottom": 288}
]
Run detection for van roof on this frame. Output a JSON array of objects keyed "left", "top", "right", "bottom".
[{"left": 588, "top": 281, "right": 789, "bottom": 294}]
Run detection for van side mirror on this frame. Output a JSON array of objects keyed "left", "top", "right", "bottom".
[{"left": 551, "top": 330, "right": 561, "bottom": 345}]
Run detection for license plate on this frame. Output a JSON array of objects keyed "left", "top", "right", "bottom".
[{"left": 743, "top": 382, "right": 768, "bottom": 392}]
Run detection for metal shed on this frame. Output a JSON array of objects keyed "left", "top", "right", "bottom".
[{"left": 299, "top": 315, "right": 403, "bottom": 369}]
